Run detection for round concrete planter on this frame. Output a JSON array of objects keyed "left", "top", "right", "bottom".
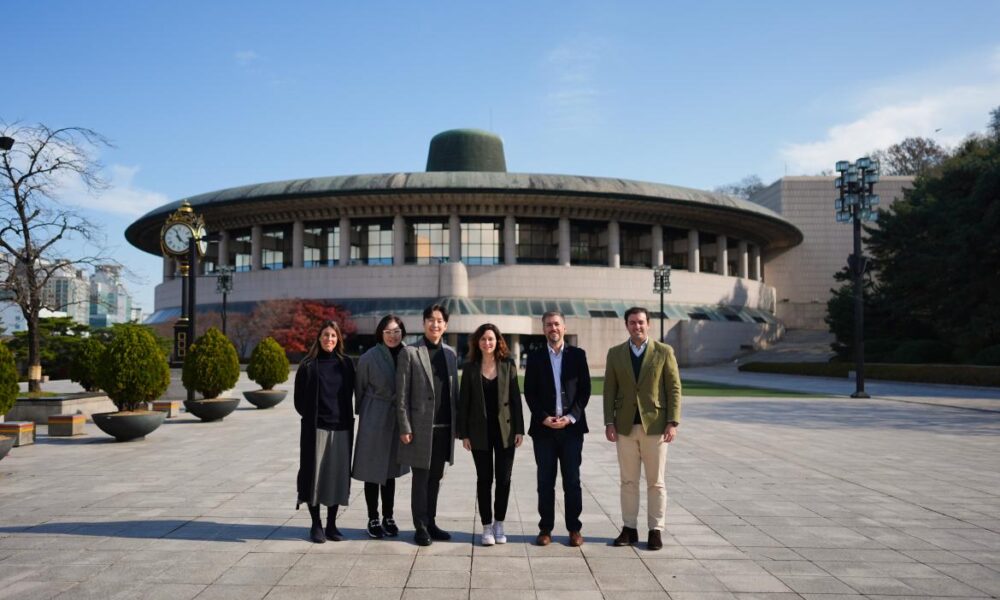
[
  {"left": 0, "top": 435, "right": 14, "bottom": 461},
  {"left": 92, "top": 411, "right": 166, "bottom": 442},
  {"left": 243, "top": 389, "right": 287, "bottom": 409},
  {"left": 184, "top": 397, "right": 240, "bottom": 422}
]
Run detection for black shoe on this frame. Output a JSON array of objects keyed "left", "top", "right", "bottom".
[
  {"left": 367, "top": 518, "right": 385, "bottom": 539},
  {"left": 325, "top": 523, "right": 344, "bottom": 542},
  {"left": 647, "top": 529, "right": 663, "bottom": 551},
  {"left": 382, "top": 517, "right": 400, "bottom": 537},
  {"left": 309, "top": 523, "right": 326, "bottom": 544},
  {"left": 613, "top": 526, "right": 638, "bottom": 547},
  {"left": 414, "top": 525, "right": 432, "bottom": 546},
  {"left": 427, "top": 523, "right": 451, "bottom": 541}
]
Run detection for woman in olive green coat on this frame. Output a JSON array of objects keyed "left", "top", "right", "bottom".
[{"left": 457, "top": 323, "right": 524, "bottom": 546}]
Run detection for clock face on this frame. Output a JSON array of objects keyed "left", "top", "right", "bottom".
[
  {"left": 164, "top": 223, "right": 193, "bottom": 253},
  {"left": 196, "top": 226, "right": 208, "bottom": 256}
]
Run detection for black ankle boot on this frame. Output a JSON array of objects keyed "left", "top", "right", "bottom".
[
  {"left": 307, "top": 505, "right": 325, "bottom": 544},
  {"left": 325, "top": 505, "right": 343, "bottom": 541}
]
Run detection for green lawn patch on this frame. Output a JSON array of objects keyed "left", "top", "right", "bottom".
[{"left": 17, "top": 391, "right": 62, "bottom": 399}]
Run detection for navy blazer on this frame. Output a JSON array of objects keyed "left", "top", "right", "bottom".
[{"left": 523, "top": 344, "right": 591, "bottom": 436}]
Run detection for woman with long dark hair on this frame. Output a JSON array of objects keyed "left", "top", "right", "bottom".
[
  {"left": 294, "top": 319, "right": 355, "bottom": 543},
  {"left": 457, "top": 323, "right": 524, "bottom": 546},
  {"left": 352, "top": 314, "right": 409, "bottom": 538}
]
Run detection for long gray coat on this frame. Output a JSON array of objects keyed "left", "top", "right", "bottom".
[
  {"left": 352, "top": 344, "right": 410, "bottom": 484},
  {"left": 396, "top": 339, "right": 459, "bottom": 469}
]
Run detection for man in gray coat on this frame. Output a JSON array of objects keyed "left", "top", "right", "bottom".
[{"left": 397, "top": 304, "right": 459, "bottom": 546}]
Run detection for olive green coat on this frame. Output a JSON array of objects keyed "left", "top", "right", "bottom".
[
  {"left": 457, "top": 358, "right": 524, "bottom": 450},
  {"left": 603, "top": 340, "right": 682, "bottom": 435}
]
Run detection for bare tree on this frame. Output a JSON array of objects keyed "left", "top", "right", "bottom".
[
  {"left": 0, "top": 123, "right": 119, "bottom": 392},
  {"left": 714, "top": 175, "right": 766, "bottom": 200},
  {"left": 870, "top": 137, "right": 949, "bottom": 176}
]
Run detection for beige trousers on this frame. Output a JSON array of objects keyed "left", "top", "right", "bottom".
[{"left": 616, "top": 427, "right": 668, "bottom": 530}]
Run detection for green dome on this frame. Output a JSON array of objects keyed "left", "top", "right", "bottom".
[{"left": 426, "top": 129, "right": 507, "bottom": 172}]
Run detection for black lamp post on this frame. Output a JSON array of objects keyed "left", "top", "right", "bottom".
[
  {"left": 834, "top": 157, "right": 880, "bottom": 398},
  {"left": 653, "top": 264, "right": 672, "bottom": 342},
  {"left": 215, "top": 266, "right": 234, "bottom": 336}
]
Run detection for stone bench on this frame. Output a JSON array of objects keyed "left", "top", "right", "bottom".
[
  {"left": 151, "top": 400, "right": 183, "bottom": 418},
  {"left": 0, "top": 421, "right": 36, "bottom": 446},
  {"left": 48, "top": 414, "right": 85, "bottom": 437}
]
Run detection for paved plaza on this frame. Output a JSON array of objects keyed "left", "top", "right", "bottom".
[{"left": 2, "top": 370, "right": 1000, "bottom": 600}]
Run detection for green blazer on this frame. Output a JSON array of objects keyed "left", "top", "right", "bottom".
[
  {"left": 457, "top": 358, "right": 524, "bottom": 450},
  {"left": 603, "top": 339, "right": 682, "bottom": 436}
]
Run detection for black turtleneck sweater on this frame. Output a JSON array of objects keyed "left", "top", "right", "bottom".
[
  {"left": 424, "top": 337, "right": 452, "bottom": 427},
  {"left": 316, "top": 350, "right": 352, "bottom": 430}
]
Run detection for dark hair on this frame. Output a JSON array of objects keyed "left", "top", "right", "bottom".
[
  {"left": 624, "top": 306, "right": 650, "bottom": 323},
  {"left": 541, "top": 310, "right": 565, "bottom": 324},
  {"left": 467, "top": 323, "right": 510, "bottom": 363},
  {"left": 304, "top": 320, "right": 347, "bottom": 362},
  {"left": 375, "top": 314, "right": 406, "bottom": 342},
  {"left": 423, "top": 303, "right": 449, "bottom": 322}
]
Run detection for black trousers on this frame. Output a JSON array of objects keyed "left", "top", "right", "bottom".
[
  {"left": 532, "top": 429, "right": 584, "bottom": 533},
  {"left": 410, "top": 427, "right": 451, "bottom": 529},
  {"left": 471, "top": 442, "right": 515, "bottom": 524},
  {"left": 364, "top": 478, "right": 396, "bottom": 520}
]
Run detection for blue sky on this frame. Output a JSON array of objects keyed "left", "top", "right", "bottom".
[{"left": 5, "top": 1, "right": 1000, "bottom": 314}]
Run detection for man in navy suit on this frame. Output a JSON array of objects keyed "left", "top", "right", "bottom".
[{"left": 524, "top": 310, "right": 591, "bottom": 547}]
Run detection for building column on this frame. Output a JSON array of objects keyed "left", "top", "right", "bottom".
[
  {"left": 607, "top": 220, "right": 620, "bottom": 268},
  {"left": 162, "top": 256, "right": 175, "bottom": 281},
  {"left": 511, "top": 334, "right": 522, "bottom": 369},
  {"left": 652, "top": 224, "right": 664, "bottom": 266},
  {"left": 558, "top": 217, "right": 571, "bottom": 266},
  {"left": 217, "top": 230, "right": 229, "bottom": 267},
  {"left": 717, "top": 234, "right": 728, "bottom": 276},
  {"left": 339, "top": 216, "right": 351, "bottom": 265},
  {"left": 687, "top": 229, "right": 700, "bottom": 273},
  {"left": 751, "top": 245, "right": 762, "bottom": 281},
  {"left": 250, "top": 225, "right": 262, "bottom": 271},
  {"left": 504, "top": 215, "right": 517, "bottom": 265},
  {"left": 738, "top": 240, "right": 749, "bottom": 278},
  {"left": 393, "top": 214, "right": 406, "bottom": 265},
  {"left": 292, "top": 220, "right": 304, "bottom": 268},
  {"left": 449, "top": 213, "right": 461, "bottom": 263}
]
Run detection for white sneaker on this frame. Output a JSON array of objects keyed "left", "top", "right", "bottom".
[
  {"left": 493, "top": 521, "right": 507, "bottom": 544},
  {"left": 481, "top": 523, "right": 495, "bottom": 546}
]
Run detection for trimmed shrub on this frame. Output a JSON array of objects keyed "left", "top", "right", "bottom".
[
  {"left": 182, "top": 327, "right": 240, "bottom": 399},
  {"left": 247, "top": 337, "right": 289, "bottom": 391},
  {"left": 0, "top": 343, "right": 19, "bottom": 416},
  {"left": 69, "top": 337, "right": 105, "bottom": 392},
  {"left": 972, "top": 345, "right": 1000, "bottom": 366},
  {"left": 97, "top": 324, "right": 171, "bottom": 412},
  {"left": 886, "top": 340, "right": 952, "bottom": 364},
  {"left": 864, "top": 338, "right": 898, "bottom": 363}
]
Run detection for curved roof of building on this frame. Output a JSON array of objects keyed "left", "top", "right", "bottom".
[{"left": 126, "top": 170, "right": 803, "bottom": 255}]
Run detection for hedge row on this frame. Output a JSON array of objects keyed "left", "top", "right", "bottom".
[{"left": 739, "top": 362, "right": 1000, "bottom": 387}]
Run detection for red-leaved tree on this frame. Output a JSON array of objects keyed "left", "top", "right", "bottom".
[{"left": 271, "top": 301, "right": 357, "bottom": 354}]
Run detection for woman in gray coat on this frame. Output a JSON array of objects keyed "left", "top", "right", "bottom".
[{"left": 353, "top": 314, "right": 410, "bottom": 539}]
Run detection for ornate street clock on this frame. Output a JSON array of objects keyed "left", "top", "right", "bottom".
[{"left": 161, "top": 201, "right": 207, "bottom": 364}]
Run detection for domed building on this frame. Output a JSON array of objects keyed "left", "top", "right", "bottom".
[{"left": 126, "top": 129, "right": 803, "bottom": 367}]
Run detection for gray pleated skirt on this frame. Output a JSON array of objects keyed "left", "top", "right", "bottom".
[{"left": 312, "top": 428, "right": 352, "bottom": 507}]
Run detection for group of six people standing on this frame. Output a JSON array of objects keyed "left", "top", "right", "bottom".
[{"left": 294, "top": 303, "right": 682, "bottom": 549}]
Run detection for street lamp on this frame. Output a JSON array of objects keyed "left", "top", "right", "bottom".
[
  {"left": 834, "top": 157, "right": 880, "bottom": 398},
  {"left": 652, "top": 264, "right": 672, "bottom": 342},
  {"left": 215, "top": 266, "right": 234, "bottom": 336}
]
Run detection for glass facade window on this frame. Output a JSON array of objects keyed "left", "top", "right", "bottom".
[
  {"left": 351, "top": 219, "right": 393, "bottom": 265},
  {"left": 200, "top": 233, "right": 219, "bottom": 275},
  {"left": 570, "top": 220, "right": 607, "bottom": 266},
  {"left": 303, "top": 221, "right": 340, "bottom": 267},
  {"left": 663, "top": 226, "right": 689, "bottom": 270},
  {"left": 261, "top": 224, "right": 292, "bottom": 270},
  {"left": 229, "top": 228, "right": 252, "bottom": 272},
  {"left": 620, "top": 223, "right": 651, "bottom": 268},
  {"left": 515, "top": 219, "right": 558, "bottom": 264},
  {"left": 699, "top": 232, "right": 718, "bottom": 274},
  {"left": 405, "top": 219, "right": 449, "bottom": 264},
  {"left": 461, "top": 220, "right": 503, "bottom": 265}
]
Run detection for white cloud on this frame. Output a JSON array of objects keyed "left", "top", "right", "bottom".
[
  {"left": 53, "top": 164, "right": 169, "bottom": 217},
  {"left": 234, "top": 50, "right": 259, "bottom": 67},
  {"left": 542, "top": 38, "right": 607, "bottom": 131}
]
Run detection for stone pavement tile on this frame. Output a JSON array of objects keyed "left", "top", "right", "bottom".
[
  {"left": 758, "top": 561, "right": 827, "bottom": 577},
  {"left": 579, "top": 542, "right": 639, "bottom": 558},
  {"left": 525, "top": 543, "right": 582, "bottom": 557},
  {"left": 401, "top": 589, "right": 469, "bottom": 600},
  {"left": 473, "top": 543, "right": 528, "bottom": 557},
  {"left": 276, "top": 564, "right": 352, "bottom": 586},
  {"left": 798, "top": 595, "right": 864, "bottom": 600},
  {"left": 234, "top": 551, "right": 302, "bottom": 569},
  {"left": 901, "top": 549, "right": 972, "bottom": 563},
  {"left": 0, "top": 580, "right": 76, "bottom": 600},
  {"left": 793, "top": 548, "right": 912, "bottom": 562},
  {"left": 732, "top": 594, "right": 809, "bottom": 600},
  {"left": 332, "top": 590, "right": 403, "bottom": 600},
  {"left": 341, "top": 567, "right": 411, "bottom": 588},
  {"left": 254, "top": 539, "right": 315, "bottom": 553},
  {"left": 29, "top": 564, "right": 109, "bottom": 583},
  {"left": 897, "top": 576, "right": 992, "bottom": 596},
  {"left": 816, "top": 560, "right": 942, "bottom": 578},
  {"left": 264, "top": 586, "right": 336, "bottom": 600},
  {"left": 89, "top": 562, "right": 172, "bottom": 583},
  {"left": 684, "top": 546, "right": 749, "bottom": 560},
  {"left": 472, "top": 556, "right": 530, "bottom": 572},
  {"left": 774, "top": 575, "right": 856, "bottom": 594},
  {"left": 588, "top": 557, "right": 652, "bottom": 574},
  {"left": 361, "top": 541, "right": 419, "bottom": 556},
  {"left": 528, "top": 556, "right": 589, "bottom": 573},
  {"left": 646, "top": 562, "right": 728, "bottom": 592},
  {"left": 601, "top": 592, "right": 671, "bottom": 600},
  {"left": 415, "top": 542, "right": 473, "bottom": 557},
  {"left": 470, "top": 569, "right": 535, "bottom": 589},
  {"left": 851, "top": 526, "right": 944, "bottom": 550},
  {"left": 534, "top": 591, "right": 602, "bottom": 600},
  {"left": 296, "top": 553, "right": 361, "bottom": 569},
  {"left": 928, "top": 563, "right": 1000, "bottom": 596},
  {"left": 530, "top": 572, "right": 599, "bottom": 591},
  {"left": 413, "top": 555, "right": 471, "bottom": 571},
  {"left": 662, "top": 592, "right": 737, "bottom": 600},
  {"left": 405, "top": 570, "right": 470, "bottom": 588},
  {"left": 468, "top": 590, "right": 536, "bottom": 600},
  {"left": 49, "top": 580, "right": 146, "bottom": 600},
  {"left": 712, "top": 527, "right": 783, "bottom": 548},
  {"left": 834, "top": 576, "right": 914, "bottom": 595},
  {"left": 191, "top": 584, "right": 273, "bottom": 599},
  {"left": 127, "top": 582, "right": 205, "bottom": 600},
  {"left": 956, "top": 550, "right": 1000, "bottom": 564},
  {"left": 214, "top": 565, "right": 290, "bottom": 586},
  {"left": 714, "top": 573, "right": 791, "bottom": 593},
  {"left": 594, "top": 571, "right": 663, "bottom": 591},
  {"left": 699, "top": 559, "right": 770, "bottom": 575}
]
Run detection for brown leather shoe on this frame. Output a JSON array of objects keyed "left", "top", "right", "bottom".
[
  {"left": 647, "top": 529, "right": 663, "bottom": 551},
  {"left": 535, "top": 531, "right": 552, "bottom": 546},
  {"left": 613, "top": 526, "right": 638, "bottom": 547},
  {"left": 568, "top": 531, "right": 584, "bottom": 547}
]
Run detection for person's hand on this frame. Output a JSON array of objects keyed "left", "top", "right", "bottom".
[
  {"left": 400, "top": 433, "right": 413, "bottom": 444},
  {"left": 462, "top": 438, "right": 472, "bottom": 451},
  {"left": 605, "top": 424, "right": 617, "bottom": 442},
  {"left": 542, "top": 416, "right": 558, "bottom": 428},
  {"left": 552, "top": 416, "right": 570, "bottom": 429},
  {"left": 663, "top": 424, "right": 678, "bottom": 443},
  {"left": 514, "top": 434, "right": 523, "bottom": 448}
]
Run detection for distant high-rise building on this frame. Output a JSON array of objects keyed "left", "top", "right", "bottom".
[
  {"left": 90, "top": 265, "right": 134, "bottom": 328},
  {"left": 44, "top": 264, "right": 91, "bottom": 325}
]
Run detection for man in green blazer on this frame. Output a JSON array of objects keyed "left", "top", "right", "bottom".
[{"left": 603, "top": 306, "right": 682, "bottom": 551}]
